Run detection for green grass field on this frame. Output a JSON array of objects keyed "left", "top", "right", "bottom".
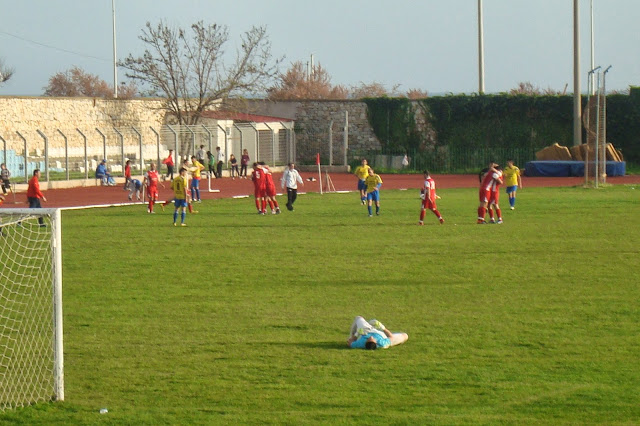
[{"left": 2, "top": 185, "right": 639, "bottom": 424}]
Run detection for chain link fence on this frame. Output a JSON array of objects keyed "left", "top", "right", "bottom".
[
  {"left": 350, "top": 146, "right": 537, "bottom": 174},
  {"left": 1, "top": 123, "right": 294, "bottom": 183}
]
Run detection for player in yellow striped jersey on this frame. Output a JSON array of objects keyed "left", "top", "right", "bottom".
[
  {"left": 364, "top": 168, "right": 383, "bottom": 217},
  {"left": 170, "top": 167, "right": 189, "bottom": 226},
  {"left": 503, "top": 159, "right": 522, "bottom": 210},
  {"left": 353, "top": 159, "right": 370, "bottom": 205}
]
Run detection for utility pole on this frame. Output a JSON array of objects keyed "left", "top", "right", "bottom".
[
  {"left": 573, "top": 0, "right": 581, "bottom": 146},
  {"left": 477, "top": 0, "right": 485, "bottom": 94},
  {"left": 112, "top": 0, "right": 118, "bottom": 98}
]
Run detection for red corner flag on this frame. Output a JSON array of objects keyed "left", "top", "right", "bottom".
[{"left": 316, "top": 153, "right": 320, "bottom": 165}]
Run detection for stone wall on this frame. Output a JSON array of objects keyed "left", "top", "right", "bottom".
[
  {"left": 0, "top": 96, "right": 166, "bottom": 153},
  {"left": 242, "top": 99, "right": 381, "bottom": 165},
  {"left": 0, "top": 96, "right": 381, "bottom": 167}
]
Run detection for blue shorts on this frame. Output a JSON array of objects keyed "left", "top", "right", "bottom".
[
  {"left": 174, "top": 199, "right": 188, "bottom": 208},
  {"left": 357, "top": 179, "right": 366, "bottom": 191},
  {"left": 506, "top": 185, "right": 518, "bottom": 194},
  {"left": 367, "top": 190, "right": 380, "bottom": 202},
  {"left": 191, "top": 179, "right": 200, "bottom": 189}
]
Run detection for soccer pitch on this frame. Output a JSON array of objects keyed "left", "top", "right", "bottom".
[{"left": 2, "top": 186, "right": 639, "bottom": 424}]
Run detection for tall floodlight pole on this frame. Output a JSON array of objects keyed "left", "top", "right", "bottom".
[
  {"left": 477, "top": 0, "right": 485, "bottom": 94},
  {"left": 573, "top": 0, "right": 581, "bottom": 146},
  {"left": 112, "top": 0, "right": 118, "bottom": 98},
  {"left": 590, "top": 0, "right": 595, "bottom": 95}
]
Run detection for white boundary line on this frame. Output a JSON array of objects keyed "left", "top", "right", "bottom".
[{"left": 16, "top": 189, "right": 359, "bottom": 212}]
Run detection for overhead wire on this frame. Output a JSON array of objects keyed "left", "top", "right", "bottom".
[{"left": 0, "top": 30, "right": 110, "bottom": 62}]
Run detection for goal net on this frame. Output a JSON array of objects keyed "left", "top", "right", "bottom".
[{"left": 0, "top": 208, "right": 64, "bottom": 410}]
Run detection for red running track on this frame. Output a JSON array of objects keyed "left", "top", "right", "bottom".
[{"left": 2, "top": 173, "right": 639, "bottom": 209}]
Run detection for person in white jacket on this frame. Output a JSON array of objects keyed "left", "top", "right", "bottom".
[{"left": 281, "top": 163, "right": 304, "bottom": 211}]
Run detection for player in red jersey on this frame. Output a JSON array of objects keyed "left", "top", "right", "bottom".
[
  {"left": 251, "top": 162, "right": 267, "bottom": 214},
  {"left": 259, "top": 162, "right": 281, "bottom": 214},
  {"left": 487, "top": 165, "right": 504, "bottom": 224},
  {"left": 144, "top": 162, "right": 164, "bottom": 213},
  {"left": 477, "top": 162, "right": 502, "bottom": 224},
  {"left": 418, "top": 170, "right": 444, "bottom": 225},
  {"left": 124, "top": 159, "right": 132, "bottom": 190}
]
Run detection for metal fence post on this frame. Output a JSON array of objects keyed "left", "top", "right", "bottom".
[
  {"left": 150, "top": 126, "right": 160, "bottom": 172},
  {"left": 264, "top": 123, "right": 275, "bottom": 165},
  {"left": 343, "top": 111, "right": 349, "bottom": 166},
  {"left": 201, "top": 125, "right": 212, "bottom": 154},
  {"left": 328, "top": 120, "right": 334, "bottom": 166},
  {"left": 113, "top": 127, "right": 124, "bottom": 176},
  {"left": 186, "top": 125, "right": 196, "bottom": 159},
  {"left": 96, "top": 128, "right": 107, "bottom": 161},
  {"left": 16, "top": 131, "right": 28, "bottom": 182},
  {"left": 132, "top": 127, "right": 143, "bottom": 174},
  {"left": 76, "top": 129, "right": 88, "bottom": 179},
  {"left": 0, "top": 135, "right": 6, "bottom": 166},
  {"left": 167, "top": 125, "right": 178, "bottom": 163},
  {"left": 279, "top": 122, "right": 291, "bottom": 164},
  {"left": 250, "top": 123, "right": 259, "bottom": 164},
  {"left": 56, "top": 129, "right": 69, "bottom": 180},
  {"left": 36, "top": 130, "right": 49, "bottom": 181},
  {"left": 216, "top": 124, "right": 228, "bottom": 169}
]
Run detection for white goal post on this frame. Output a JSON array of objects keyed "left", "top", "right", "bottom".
[{"left": 0, "top": 208, "right": 64, "bottom": 410}]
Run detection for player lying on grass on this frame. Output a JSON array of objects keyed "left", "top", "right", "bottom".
[{"left": 347, "top": 316, "right": 408, "bottom": 350}]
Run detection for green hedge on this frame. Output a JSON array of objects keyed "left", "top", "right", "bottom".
[{"left": 364, "top": 92, "right": 640, "bottom": 165}]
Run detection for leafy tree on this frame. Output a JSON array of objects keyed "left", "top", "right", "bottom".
[
  {"left": 268, "top": 61, "right": 347, "bottom": 100},
  {"left": 43, "top": 66, "right": 137, "bottom": 98},
  {"left": 121, "top": 20, "right": 280, "bottom": 127},
  {"left": 0, "top": 58, "right": 14, "bottom": 85}
]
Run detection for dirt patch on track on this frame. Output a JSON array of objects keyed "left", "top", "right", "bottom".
[{"left": 2, "top": 173, "right": 639, "bottom": 209}]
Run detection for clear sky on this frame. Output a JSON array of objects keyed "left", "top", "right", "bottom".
[{"left": 0, "top": 0, "right": 638, "bottom": 96}]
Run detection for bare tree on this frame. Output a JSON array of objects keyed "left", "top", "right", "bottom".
[
  {"left": 350, "top": 81, "right": 399, "bottom": 99},
  {"left": 121, "top": 21, "right": 280, "bottom": 126},
  {"left": 0, "top": 58, "right": 14, "bottom": 85},
  {"left": 43, "top": 66, "right": 137, "bottom": 98},
  {"left": 509, "top": 81, "right": 564, "bottom": 96},
  {"left": 406, "top": 88, "right": 429, "bottom": 99},
  {"left": 268, "top": 61, "right": 348, "bottom": 100}
]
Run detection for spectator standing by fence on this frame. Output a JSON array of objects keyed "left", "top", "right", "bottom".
[
  {"left": 207, "top": 151, "right": 215, "bottom": 178},
  {"left": 240, "top": 149, "right": 250, "bottom": 178},
  {"left": 162, "top": 150, "right": 175, "bottom": 181},
  {"left": 1, "top": 163, "right": 11, "bottom": 195},
  {"left": 229, "top": 154, "right": 239, "bottom": 179},
  {"left": 27, "top": 169, "right": 46, "bottom": 226},
  {"left": 215, "top": 147, "right": 225, "bottom": 178}
]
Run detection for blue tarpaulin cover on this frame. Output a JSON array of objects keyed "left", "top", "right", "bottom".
[{"left": 524, "top": 161, "right": 626, "bottom": 177}]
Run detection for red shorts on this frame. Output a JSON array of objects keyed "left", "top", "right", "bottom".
[
  {"left": 479, "top": 188, "right": 491, "bottom": 203},
  {"left": 422, "top": 198, "right": 437, "bottom": 210},
  {"left": 265, "top": 184, "right": 276, "bottom": 197},
  {"left": 489, "top": 190, "right": 500, "bottom": 205},
  {"left": 254, "top": 187, "right": 265, "bottom": 199},
  {"left": 147, "top": 187, "right": 159, "bottom": 200}
]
